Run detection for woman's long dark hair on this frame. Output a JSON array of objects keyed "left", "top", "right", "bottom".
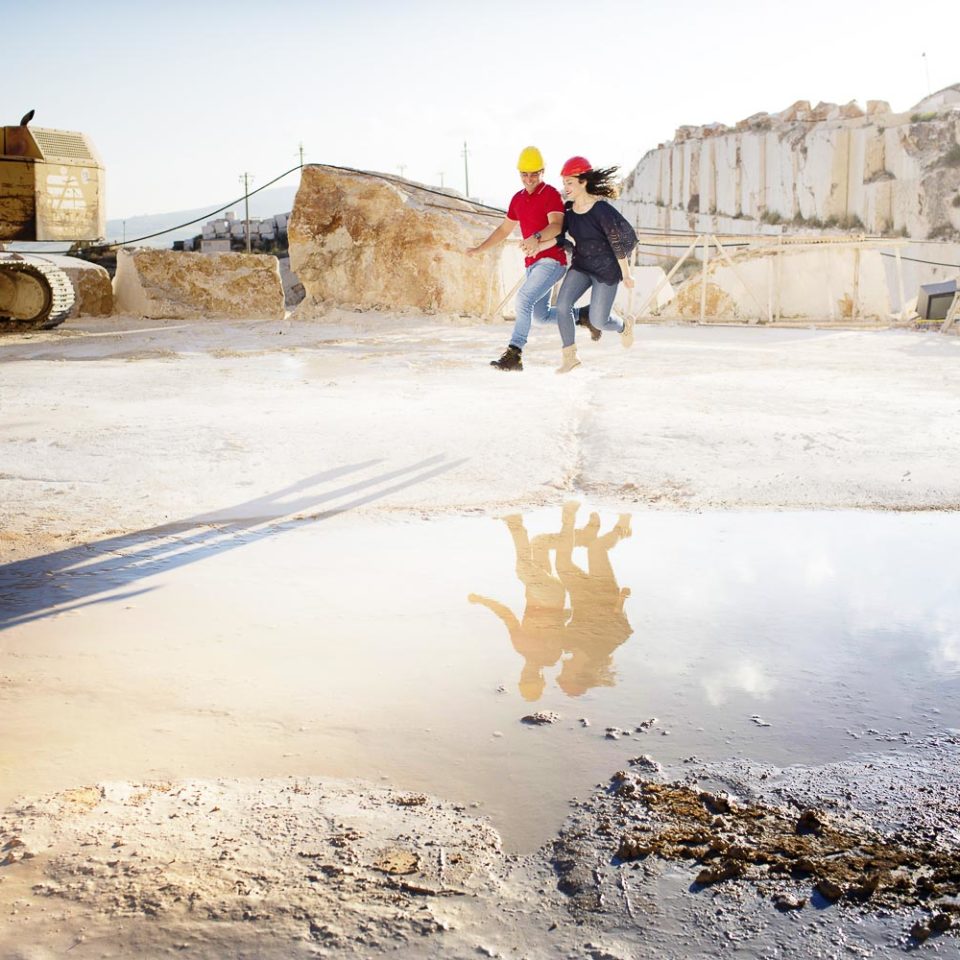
[{"left": 579, "top": 165, "right": 620, "bottom": 198}]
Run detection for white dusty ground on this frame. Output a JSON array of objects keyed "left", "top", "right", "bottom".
[
  {"left": 2, "top": 310, "right": 960, "bottom": 958},
  {"left": 2, "top": 311, "right": 960, "bottom": 556}
]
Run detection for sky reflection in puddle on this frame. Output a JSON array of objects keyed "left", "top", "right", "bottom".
[{"left": 1, "top": 506, "right": 957, "bottom": 850}]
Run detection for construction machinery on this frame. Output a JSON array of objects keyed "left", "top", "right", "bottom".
[{"left": 0, "top": 111, "right": 105, "bottom": 330}]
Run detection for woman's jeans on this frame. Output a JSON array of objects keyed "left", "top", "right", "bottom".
[
  {"left": 555, "top": 268, "right": 623, "bottom": 347},
  {"left": 510, "top": 258, "right": 567, "bottom": 350}
]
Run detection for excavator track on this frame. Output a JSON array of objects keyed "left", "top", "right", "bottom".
[{"left": 0, "top": 254, "right": 76, "bottom": 332}]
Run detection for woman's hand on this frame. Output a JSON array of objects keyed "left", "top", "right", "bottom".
[
  {"left": 519, "top": 235, "right": 540, "bottom": 256},
  {"left": 622, "top": 274, "right": 635, "bottom": 289}
]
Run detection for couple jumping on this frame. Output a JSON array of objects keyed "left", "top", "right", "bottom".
[{"left": 466, "top": 146, "right": 638, "bottom": 373}]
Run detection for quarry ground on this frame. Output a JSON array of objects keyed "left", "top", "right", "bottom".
[{"left": 1, "top": 311, "right": 959, "bottom": 958}]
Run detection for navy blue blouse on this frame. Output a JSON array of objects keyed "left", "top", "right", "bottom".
[{"left": 558, "top": 200, "right": 638, "bottom": 284}]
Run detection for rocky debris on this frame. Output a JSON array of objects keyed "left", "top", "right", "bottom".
[
  {"left": 816, "top": 877, "right": 844, "bottom": 902},
  {"left": 796, "top": 808, "right": 825, "bottom": 835},
  {"left": 910, "top": 911, "right": 955, "bottom": 942},
  {"left": 551, "top": 741, "right": 960, "bottom": 946},
  {"left": 2, "top": 746, "right": 960, "bottom": 958},
  {"left": 113, "top": 249, "right": 285, "bottom": 321},
  {"left": 772, "top": 892, "right": 806, "bottom": 911},
  {"left": 392, "top": 793, "right": 428, "bottom": 807},
  {"left": 372, "top": 848, "right": 420, "bottom": 875},
  {"left": 288, "top": 165, "right": 519, "bottom": 316},
  {"left": 627, "top": 755, "right": 662, "bottom": 774},
  {"left": 0, "top": 777, "right": 521, "bottom": 958},
  {"left": 521, "top": 711, "right": 560, "bottom": 725},
  {"left": 604, "top": 776, "right": 960, "bottom": 908}
]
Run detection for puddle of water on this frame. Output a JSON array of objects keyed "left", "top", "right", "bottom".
[{"left": 1, "top": 506, "right": 958, "bottom": 851}]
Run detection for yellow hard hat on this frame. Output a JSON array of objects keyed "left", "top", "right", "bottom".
[{"left": 517, "top": 146, "right": 545, "bottom": 172}]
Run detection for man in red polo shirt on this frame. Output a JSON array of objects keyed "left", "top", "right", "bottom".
[{"left": 466, "top": 146, "right": 566, "bottom": 371}]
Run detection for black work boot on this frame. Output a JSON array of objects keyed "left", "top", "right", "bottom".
[
  {"left": 575, "top": 306, "right": 603, "bottom": 341},
  {"left": 490, "top": 345, "right": 523, "bottom": 371}
]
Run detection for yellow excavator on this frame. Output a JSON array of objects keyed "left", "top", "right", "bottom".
[{"left": 0, "top": 110, "right": 106, "bottom": 331}]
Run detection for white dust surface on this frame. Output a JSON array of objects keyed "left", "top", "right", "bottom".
[{"left": 2, "top": 312, "right": 959, "bottom": 561}]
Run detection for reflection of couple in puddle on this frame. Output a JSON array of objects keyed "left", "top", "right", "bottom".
[{"left": 469, "top": 502, "right": 633, "bottom": 701}]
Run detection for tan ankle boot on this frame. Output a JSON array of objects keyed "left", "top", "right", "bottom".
[{"left": 556, "top": 344, "right": 581, "bottom": 374}]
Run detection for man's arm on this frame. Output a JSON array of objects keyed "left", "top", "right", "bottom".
[
  {"left": 466, "top": 217, "right": 517, "bottom": 256},
  {"left": 519, "top": 210, "right": 564, "bottom": 256}
]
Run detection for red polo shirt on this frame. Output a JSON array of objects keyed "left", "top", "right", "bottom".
[{"left": 507, "top": 182, "right": 567, "bottom": 268}]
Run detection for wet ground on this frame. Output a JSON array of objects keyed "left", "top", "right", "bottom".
[{"left": 2, "top": 504, "right": 957, "bottom": 852}]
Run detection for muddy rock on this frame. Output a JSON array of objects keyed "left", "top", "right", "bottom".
[
  {"left": 521, "top": 711, "right": 560, "bottom": 725},
  {"left": 772, "top": 892, "right": 806, "bottom": 911},
  {"left": 551, "top": 740, "right": 960, "bottom": 950},
  {"left": 796, "top": 808, "right": 825, "bottom": 835},
  {"left": 628, "top": 755, "right": 662, "bottom": 774}
]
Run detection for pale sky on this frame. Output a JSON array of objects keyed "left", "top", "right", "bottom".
[{"left": 4, "top": 0, "right": 956, "bottom": 219}]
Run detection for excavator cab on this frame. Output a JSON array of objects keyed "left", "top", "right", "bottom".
[{"left": 0, "top": 113, "right": 103, "bottom": 329}]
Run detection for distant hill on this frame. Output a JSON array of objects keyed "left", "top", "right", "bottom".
[{"left": 105, "top": 185, "right": 300, "bottom": 248}]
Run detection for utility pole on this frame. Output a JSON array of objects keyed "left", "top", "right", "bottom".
[
  {"left": 239, "top": 172, "right": 253, "bottom": 253},
  {"left": 922, "top": 52, "right": 931, "bottom": 95},
  {"left": 397, "top": 163, "right": 407, "bottom": 178},
  {"left": 462, "top": 141, "right": 470, "bottom": 199},
  {"left": 122, "top": 220, "right": 126, "bottom": 245},
  {"left": 297, "top": 142, "right": 305, "bottom": 168},
  {"left": 437, "top": 171, "right": 445, "bottom": 188}
]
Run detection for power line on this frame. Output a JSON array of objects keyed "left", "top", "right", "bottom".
[
  {"left": 96, "top": 158, "right": 509, "bottom": 252},
  {"left": 880, "top": 251, "right": 960, "bottom": 268},
  {"left": 93, "top": 164, "right": 304, "bottom": 251}
]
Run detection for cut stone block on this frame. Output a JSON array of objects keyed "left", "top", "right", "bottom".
[
  {"left": 113, "top": 249, "right": 284, "bottom": 320},
  {"left": 288, "top": 165, "right": 520, "bottom": 316}
]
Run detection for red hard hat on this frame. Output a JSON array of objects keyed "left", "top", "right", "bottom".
[{"left": 561, "top": 155, "right": 592, "bottom": 177}]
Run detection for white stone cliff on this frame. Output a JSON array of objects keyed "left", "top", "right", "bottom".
[{"left": 618, "top": 84, "right": 960, "bottom": 242}]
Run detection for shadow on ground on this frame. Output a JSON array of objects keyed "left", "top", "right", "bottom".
[{"left": 0, "top": 454, "right": 466, "bottom": 632}]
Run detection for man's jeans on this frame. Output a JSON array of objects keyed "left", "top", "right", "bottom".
[
  {"left": 555, "top": 268, "right": 623, "bottom": 347},
  {"left": 509, "top": 258, "right": 567, "bottom": 350}
]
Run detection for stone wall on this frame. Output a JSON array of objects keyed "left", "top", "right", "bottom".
[
  {"left": 662, "top": 243, "right": 891, "bottom": 322},
  {"left": 288, "top": 165, "right": 522, "bottom": 316}
]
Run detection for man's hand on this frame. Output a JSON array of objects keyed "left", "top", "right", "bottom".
[
  {"left": 466, "top": 246, "right": 480, "bottom": 257},
  {"left": 519, "top": 236, "right": 539, "bottom": 256}
]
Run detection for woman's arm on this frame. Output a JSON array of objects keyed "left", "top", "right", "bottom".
[
  {"left": 596, "top": 203, "right": 636, "bottom": 284},
  {"left": 519, "top": 210, "right": 564, "bottom": 256}
]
